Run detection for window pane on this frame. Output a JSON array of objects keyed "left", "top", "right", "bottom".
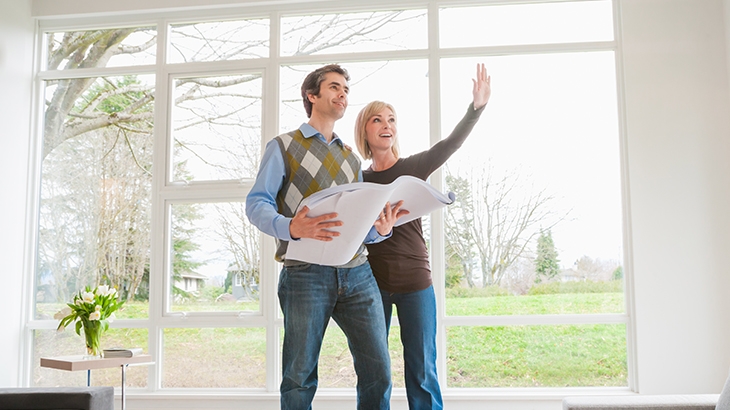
[
  {"left": 317, "top": 325, "right": 355, "bottom": 388},
  {"left": 279, "top": 60, "right": 430, "bottom": 163},
  {"left": 440, "top": 53, "right": 622, "bottom": 314},
  {"left": 37, "top": 75, "right": 154, "bottom": 320},
  {"left": 446, "top": 324, "right": 627, "bottom": 387},
  {"left": 290, "top": 323, "right": 406, "bottom": 388},
  {"left": 168, "top": 19, "right": 269, "bottom": 63},
  {"left": 280, "top": 9, "right": 427, "bottom": 56},
  {"left": 169, "top": 202, "right": 260, "bottom": 313},
  {"left": 388, "top": 325, "right": 405, "bottom": 388},
  {"left": 171, "top": 74, "right": 262, "bottom": 182},
  {"left": 34, "top": 328, "right": 149, "bottom": 387},
  {"left": 163, "top": 328, "right": 266, "bottom": 388},
  {"left": 440, "top": 0, "right": 613, "bottom": 48},
  {"left": 45, "top": 28, "right": 156, "bottom": 70}
]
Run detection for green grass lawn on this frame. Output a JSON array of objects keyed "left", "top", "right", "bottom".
[
  {"left": 446, "top": 292, "right": 625, "bottom": 315},
  {"left": 446, "top": 324, "right": 626, "bottom": 387},
  {"left": 36, "top": 287, "right": 628, "bottom": 388}
]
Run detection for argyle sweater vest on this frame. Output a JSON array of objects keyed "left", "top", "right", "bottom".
[{"left": 273, "top": 129, "right": 362, "bottom": 263}]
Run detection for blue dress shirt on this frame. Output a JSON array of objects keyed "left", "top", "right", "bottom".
[{"left": 245, "top": 123, "right": 386, "bottom": 244}]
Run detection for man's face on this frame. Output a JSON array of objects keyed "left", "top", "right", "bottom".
[{"left": 308, "top": 72, "right": 349, "bottom": 120}]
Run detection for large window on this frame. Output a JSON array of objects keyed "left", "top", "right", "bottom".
[{"left": 28, "top": 0, "right": 628, "bottom": 398}]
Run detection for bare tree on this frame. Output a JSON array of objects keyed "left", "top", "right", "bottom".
[
  {"left": 43, "top": 29, "right": 151, "bottom": 159},
  {"left": 445, "top": 166, "right": 561, "bottom": 287},
  {"left": 39, "top": 12, "right": 424, "bottom": 302},
  {"left": 43, "top": 12, "right": 422, "bottom": 159},
  {"left": 571, "top": 256, "right": 620, "bottom": 282},
  {"left": 444, "top": 174, "right": 477, "bottom": 288},
  {"left": 39, "top": 111, "right": 152, "bottom": 302},
  {"left": 502, "top": 255, "right": 537, "bottom": 296},
  {"left": 283, "top": 11, "right": 419, "bottom": 55},
  {"left": 214, "top": 203, "right": 260, "bottom": 300},
  {"left": 94, "top": 127, "right": 151, "bottom": 299}
]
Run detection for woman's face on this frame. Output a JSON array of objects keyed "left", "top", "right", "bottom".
[{"left": 364, "top": 107, "right": 397, "bottom": 154}]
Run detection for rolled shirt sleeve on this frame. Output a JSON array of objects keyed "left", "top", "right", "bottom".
[{"left": 245, "top": 139, "right": 294, "bottom": 241}]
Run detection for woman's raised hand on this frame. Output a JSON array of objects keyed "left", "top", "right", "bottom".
[{"left": 472, "top": 63, "right": 491, "bottom": 110}]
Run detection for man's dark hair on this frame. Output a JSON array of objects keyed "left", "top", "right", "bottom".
[{"left": 301, "top": 64, "right": 350, "bottom": 118}]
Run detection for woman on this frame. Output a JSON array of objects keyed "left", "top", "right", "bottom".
[{"left": 354, "top": 63, "right": 491, "bottom": 410}]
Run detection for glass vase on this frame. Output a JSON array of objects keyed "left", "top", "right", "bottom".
[{"left": 83, "top": 321, "right": 103, "bottom": 359}]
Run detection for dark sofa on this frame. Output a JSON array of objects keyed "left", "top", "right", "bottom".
[{"left": 0, "top": 387, "right": 114, "bottom": 410}]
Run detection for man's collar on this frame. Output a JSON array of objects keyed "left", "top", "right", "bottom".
[{"left": 299, "top": 123, "right": 343, "bottom": 146}]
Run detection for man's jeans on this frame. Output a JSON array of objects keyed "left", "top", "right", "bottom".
[
  {"left": 381, "top": 285, "right": 443, "bottom": 410},
  {"left": 278, "top": 262, "right": 392, "bottom": 410}
]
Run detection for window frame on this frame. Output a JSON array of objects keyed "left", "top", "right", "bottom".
[{"left": 23, "top": 0, "right": 636, "bottom": 400}]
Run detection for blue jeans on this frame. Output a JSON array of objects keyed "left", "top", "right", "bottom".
[
  {"left": 278, "top": 262, "right": 392, "bottom": 410},
  {"left": 381, "top": 286, "right": 443, "bottom": 410}
]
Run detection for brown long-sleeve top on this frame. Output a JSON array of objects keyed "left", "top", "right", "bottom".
[{"left": 363, "top": 103, "right": 485, "bottom": 293}]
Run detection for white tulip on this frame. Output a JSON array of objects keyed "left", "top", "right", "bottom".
[{"left": 82, "top": 292, "right": 95, "bottom": 303}]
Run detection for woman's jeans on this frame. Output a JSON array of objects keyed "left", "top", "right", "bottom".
[
  {"left": 381, "top": 285, "right": 443, "bottom": 410},
  {"left": 278, "top": 262, "right": 392, "bottom": 410}
]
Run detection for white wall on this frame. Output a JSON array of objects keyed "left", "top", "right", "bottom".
[
  {"left": 620, "top": 0, "right": 730, "bottom": 394},
  {"left": 0, "top": 0, "right": 34, "bottom": 388},
  {"left": 2, "top": 0, "right": 729, "bottom": 403},
  {"left": 726, "top": 0, "right": 730, "bottom": 103}
]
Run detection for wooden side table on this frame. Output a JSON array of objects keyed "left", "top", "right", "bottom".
[{"left": 40, "top": 355, "right": 154, "bottom": 410}]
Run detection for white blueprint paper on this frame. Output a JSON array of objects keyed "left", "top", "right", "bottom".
[{"left": 286, "top": 175, "right": 455, "bottom": 266}]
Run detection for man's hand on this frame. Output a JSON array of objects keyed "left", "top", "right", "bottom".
[
  {"left": 374, "top": 201, "right": 410, "bottom": 236},
  {"left": 289, "top": 206, "right": 343, "bottom": 241}
]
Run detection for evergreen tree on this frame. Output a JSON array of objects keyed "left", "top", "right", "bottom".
[{"left": 534, "top": 229, "right": 560, "bottom": 283}]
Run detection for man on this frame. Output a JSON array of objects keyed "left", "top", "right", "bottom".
[{"left": 246, "top": 64, "right": 404, "bottom": 410}]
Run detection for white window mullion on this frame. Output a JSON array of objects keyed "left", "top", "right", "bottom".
[
  {"left": 20, "top": 20, "right": 50, "bottom": 387},
  {"left": 263, "top": 9, "right": 283, "bottom": 393},
  {"left": 426, "top": 0, "right": 451, "bottom": 391},
  {"left": 149, "top": 16, "right": 171, "bottom": 392},
  {"left": 612, "top": 0, "right": 637, "bottom": 393}
]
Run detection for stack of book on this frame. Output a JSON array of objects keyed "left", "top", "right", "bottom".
[{"left": 103, "top": 347, "right": 144, "bottom": 358}]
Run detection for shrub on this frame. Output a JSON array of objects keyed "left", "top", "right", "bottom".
[
  {"left": 528, "top": 280, "right": 622, "bottom": 295},
  {"left": 445, "top": 268, "right": 463, "bottom": 289},
  {"left": 200, "top": 285, "right": 225, "bottom": 302},
  {"left": 612, "top": 266, "right": 624, "bottom": 281},
  {"left": 446, "top": 285, "right": 509, "bottom": 298}
]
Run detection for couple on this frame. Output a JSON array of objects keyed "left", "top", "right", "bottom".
[{"left": 246, "top": 63, "right": 491, "bottom": 410}]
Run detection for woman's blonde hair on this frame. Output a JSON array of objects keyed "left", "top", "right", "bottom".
[{"left": 354, "top": 101, "right": 400, "bottom": 160}]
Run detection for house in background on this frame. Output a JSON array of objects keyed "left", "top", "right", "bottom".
[
  {"left": 227, "top": 266, "right": 259, "bottom": 302},
  {"left": 176, "top": 271, "right": 207, "bottom": 295}
]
